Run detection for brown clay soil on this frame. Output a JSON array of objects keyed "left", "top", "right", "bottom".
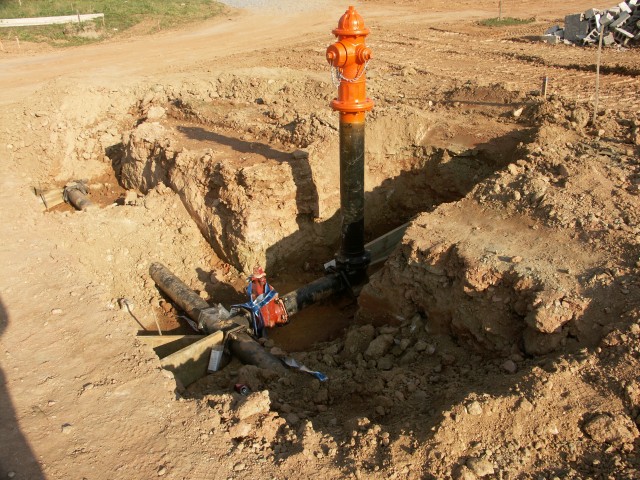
[{"left": 2, "top": 1, "right": 640, "bottom": 479}]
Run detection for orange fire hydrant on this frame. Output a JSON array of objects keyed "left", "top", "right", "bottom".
[
  {"left": 326, "top": 5, "right": 374, "bottom": 121},
  {"left": 326, "top": 6, "right": 374, "bottom": 282}
]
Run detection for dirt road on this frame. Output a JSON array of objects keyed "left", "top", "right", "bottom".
[
  {"left": 1, "top": 1, "right": 640, "bottom": 479},
  {"left": 0, "top": 0, "right": 619, "bottom": 107}
]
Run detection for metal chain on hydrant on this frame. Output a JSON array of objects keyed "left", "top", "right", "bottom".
[{"left": 330, "top": 60, "right": 369, "bottom": 87}]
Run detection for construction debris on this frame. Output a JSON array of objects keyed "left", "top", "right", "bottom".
[
  {"left": 544, "top": 0, "right": 640, "bottom": 46},
  {"left": 35, "top": 186, "right": 65, "bottom": 210}
]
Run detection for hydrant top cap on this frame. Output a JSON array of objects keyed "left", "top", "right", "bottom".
[{"left": 332, "top": 6, "right": 370, "bottom": 37}]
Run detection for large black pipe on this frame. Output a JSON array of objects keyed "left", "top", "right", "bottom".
[
  {"left": 149, "top": 262, "right": 212, "bottom": 325},
  {"left": 337, "top": 120, "right": 370, "bottom": 283},
  {"left": 150, "top": 262, "right": 286, "bottom": 372},
  {"left": 64, "top": 182, "right": 97, "bottom": 212},
  {"left": 227, "top": 332, "right": 287, "bottom": 373},
  {"left": 149, "top": 263, "right": 347, "bottom": 372},
  {"left": 281, "top": 273, "right": 344, "bottom": 316}
]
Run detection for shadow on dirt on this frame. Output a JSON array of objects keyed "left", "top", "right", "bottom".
[
  {"left": 0, "top": 297, "right": 44, "bottom": 479},
  {"left": 499, "top": 51, "right": 640, "bottom": 78},
  {"left": 177, "top": 125, "right": 320, "bottom": 231},
  {"left": 261, "top": 126, "right": 529, "bottom": 271}
]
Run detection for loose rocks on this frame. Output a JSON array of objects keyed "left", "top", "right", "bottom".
[
  {"left": 502, "top": 359, "right": 518, "bottom": 374},
  {"left": 466, "top": 457, "right": 494, "bottom": 477},
  {"left": 343, "top": 325, "right": 376, "bottom": 359},
  {"left": 582, "top": 412, "right": 639, "bottom": 446},
  {"left": 236, "top": 391, "right": 271, "bottom": 420},
  {"left": 364, "top": 334, "right": 395, "bottom": 360},
  {"left": 466, "top": 401, "right": 483, "bottom": 416}
]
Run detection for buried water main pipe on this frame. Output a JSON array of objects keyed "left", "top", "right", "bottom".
[
  {"left": 64, "top": 180, "right": 96, "bottom": 211},
  {"left": 149, "top": 262, "right": 343, "bottom": 373},
  {"left": 147, "top": 7, "right": 375, "bottom": 378},
  {"left": 150, "top": 262, "right": 287, "bottom": 373}
]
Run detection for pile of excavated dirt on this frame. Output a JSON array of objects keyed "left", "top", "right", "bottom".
[
  {"left": 176, "top": 96, "right": 640, "bottom": 480},
  {"left": 2, "top": 1, "right": 640, "bottom": 479}
]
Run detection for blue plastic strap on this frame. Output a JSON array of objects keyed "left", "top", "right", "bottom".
[
  {"left": 231, "top": 279, "right": 278, "bottom": 337},
  {"left": 282, "top": 357, "right": 328, "bottom": 382}
]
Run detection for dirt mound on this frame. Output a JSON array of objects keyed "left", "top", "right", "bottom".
[
  {"left": 444, "top": 82, "right": 523, "bottom": 106},
  {"left": 359, "top": 201, "right": 594, "bottom": 356}
]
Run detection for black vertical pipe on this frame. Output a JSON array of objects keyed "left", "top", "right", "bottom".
[{"left": 336, "top": 120, "right": 370, "bottom": 283}]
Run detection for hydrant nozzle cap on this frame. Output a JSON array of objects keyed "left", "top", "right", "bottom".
[{"left": 332, "top": 6, "right": 370, "bottom": 37}]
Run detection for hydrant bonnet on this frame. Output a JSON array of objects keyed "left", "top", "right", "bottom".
[{"left": 332, "top": 5, "right": 370, "bottom": 36}]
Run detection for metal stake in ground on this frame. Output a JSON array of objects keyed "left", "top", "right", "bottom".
[
  {"left": 592, "top": 26, "right": 605, "bottom": 127},
  {"left": 326, "top": 6, "right": 374, "bottom": 284}
]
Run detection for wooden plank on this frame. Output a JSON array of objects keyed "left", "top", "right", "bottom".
[
  {"left": 159, "top": 331, "right": 224, "bottom": 388},
  {"left": 365, "top": 222, "right": 410, "bottom": 266},
  {"left": 137, "top": 334, "right": 204, "bottom": 359},
  {"left": 35, "top": 188, "right": 64, "bottom": 210},
  {"left": 0, "top": 13, "right": 104, "bottom": 28},
  {"left": 137, "top": 334, "right": 203, "bottom": 348}
]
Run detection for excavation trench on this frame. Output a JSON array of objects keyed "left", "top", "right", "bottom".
[
  {"left": 106, "top": 77, "right": 549, "bottom": 379},
  {"left": 118, "top": 97, "right": 522, "bottom": 275},
  {"left": 52, "top": 74, "right": 612, "bottom": 461}
]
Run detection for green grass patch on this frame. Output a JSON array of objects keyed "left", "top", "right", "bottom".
[
  {"left": 479, "top": 17, "right": 535, "bottom": 27},
  {"left": 0, "top": 0, "right": 225, "bottom": 46}
]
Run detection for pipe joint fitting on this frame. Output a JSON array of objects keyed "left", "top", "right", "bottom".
[{"left": 335, "top": 251, "right": 371, "bottom": 283}]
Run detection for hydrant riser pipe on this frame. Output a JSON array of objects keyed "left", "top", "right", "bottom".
[
  {"left": 339, "top": 119, "right": 366, "bottom": 259},
  {"left": 326, "top": 6, "right": 374, "bottom": 281}
]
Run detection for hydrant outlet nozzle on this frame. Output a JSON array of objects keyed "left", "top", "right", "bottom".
[
  {"left": 357, "top": 46, "right": 372, "bottom": 64},
  {"left": 326, "top": 42, "right": 348, "bottom": 68}
]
